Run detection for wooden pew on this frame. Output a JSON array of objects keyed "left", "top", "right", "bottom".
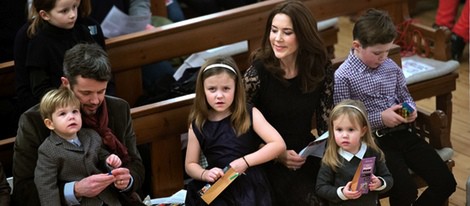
[
  {"left": 131, "top": 93, "right": 194, "bottom": 197},
  {"left": 105, "top": 0, "right": 340, "bottom": 106},
  {"left": 0, "top": 61, "right": 15, "bottom": 98}
]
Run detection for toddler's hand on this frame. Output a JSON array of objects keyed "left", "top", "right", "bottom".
[
  {"left": 106, "top": 154, "right": 122, "bottom": 168},
  {"left": 368, "top": 174, "right": 382, "bottom": 191}
]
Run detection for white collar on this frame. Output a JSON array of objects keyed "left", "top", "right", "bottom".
[{"left": 338, "top": 142, "right": 367, "bottom": 161}]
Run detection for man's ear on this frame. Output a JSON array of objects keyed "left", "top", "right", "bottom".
[
  {"left": 61, "top": 77, "right": 70, "bottom": 89},
  {"left": 38, "top": 10, "right": 50, "bottom": 21},
  {"left": 44, "top": 118, "right": 55, "bottom": 130}
]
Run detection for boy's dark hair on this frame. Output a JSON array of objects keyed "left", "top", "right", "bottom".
[
  {"left": 63, "top": 43, "right": 112, "bottom": 87},
  {"left": 353, "top": 9, "right": 397, "bottom": 48}
]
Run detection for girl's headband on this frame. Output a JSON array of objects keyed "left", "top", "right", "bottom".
[
  {"left": 339, "top": 104, "right": 367, "bottom": 119},
  {"left": 203, "top": 63, "right": 237, "bottom": 74}
]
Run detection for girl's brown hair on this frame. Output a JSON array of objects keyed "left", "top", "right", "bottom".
[{"left": 189, "top": 56, "right": 250, "bottom": 136}]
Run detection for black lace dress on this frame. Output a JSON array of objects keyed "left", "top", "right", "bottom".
[
  {"left": 243, "top": 60, "right": 334, "bottom": 206},
  {"left": 185, "top": 106, "right": 272, "bottom": 206}
]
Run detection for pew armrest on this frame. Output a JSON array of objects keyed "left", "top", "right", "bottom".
[{"left": 414, "top": 109, "right": 452, "bottom": 150}]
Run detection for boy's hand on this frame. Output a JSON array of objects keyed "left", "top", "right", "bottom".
[
  {"left": 381, "top": 104, "right": 407, "bottom": 127},
  {"left": 368, "top": 174, "right": 382, "bottom": 191},
  {"left": 404, "top": 110, "right": 417, "bottom": 123},
  {"left": 106, "top": 154, "right": 122, "bottom": 168},
  {"left": 343, "top": 181, "right": 362, "bottom": 199}
]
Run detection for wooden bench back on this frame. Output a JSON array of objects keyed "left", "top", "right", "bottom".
[
  {"left": 396, "top": 22, "right": 452, "bottom": 61},
  {"left": 0, "top": 61, "right": 15, "bottom": 98},
  {"left": 105, "top": 0, "right": 410, "bottom": 106}
]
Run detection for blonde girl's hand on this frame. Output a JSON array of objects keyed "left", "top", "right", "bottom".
[
  {"left": 106, "top": 154, "right": 122, "bottom": 168},
  {"left": 343, "top": 181, "right": 362, "bottom": 200},
  {"left": 229, "top": 157, "right": 249, "bottom": 174},
  {"left": 201, "top": 167, "right": 225, "bottom": 183},
  {"left": 368, "top": 174, "right": 382, "bottom": 191}
]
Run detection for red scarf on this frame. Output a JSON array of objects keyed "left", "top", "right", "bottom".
[{"left": 82, "top": 99, "right": 130, "bottom": 164}]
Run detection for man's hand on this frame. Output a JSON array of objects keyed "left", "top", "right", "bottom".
[
  {"left": 111, "top": 167, "right": 132, "bottom": 190},
  {"left": 277, "top": 150, "right": 306, "bottom": 171},
  {"left": 74, "top": 174, "right": 115, "bottom": 198}
]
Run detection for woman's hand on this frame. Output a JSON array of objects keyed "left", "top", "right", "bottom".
[{"left": 276, "top": 150, "right": 306, "bottom": 170}]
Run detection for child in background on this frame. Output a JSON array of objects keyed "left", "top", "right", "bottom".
[
  {"left": 34, "top": 87, "right": 124, "bottom": 206},
  {"left": 22, "top": 0, "right": 104, "bottom": 103},
  {"left": 334, "top": 9, "right": 456, "bottom": 206},
  {"left": 184, "top": 56, "right": 286, "bottom": 205},
  {"left": 316, "top": 99, "right": 393, "bottom": 206}
]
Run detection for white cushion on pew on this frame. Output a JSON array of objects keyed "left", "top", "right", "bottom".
[
  {"left": 436, "top": 147, "right": 454, "bottom": 162},
  {"left": 317, "top": 17, "right": 339, "bottom": 31},
  {"left": 402, "top": 55, "right": 459, "bottom": 85}
]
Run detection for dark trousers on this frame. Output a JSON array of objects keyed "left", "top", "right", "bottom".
[{"left": 377, "top": 129, "right": 456, "bottom": 206}]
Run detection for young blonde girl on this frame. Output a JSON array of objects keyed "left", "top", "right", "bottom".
[
  {"left": 184, "top": 56, "right": 286, "bottom": 205},
  {"left": 316, "top": 99, "right": 393, "bottom": 206}
]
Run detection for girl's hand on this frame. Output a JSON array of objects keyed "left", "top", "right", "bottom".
[
  {"left": 201, "top": 167, "right": 225, "bottom": 183},
  {"left": 368, "top": 174, "right": 382, "bottom": 191},
  {"left": 343, "top": 181, "right": 362, "bottom": 199},
  {"left": 277, "top": 150, "right": 306, "bottom": 171},
  {"left": 229, "top": 157, "right": 249, "bottom": 174}
]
